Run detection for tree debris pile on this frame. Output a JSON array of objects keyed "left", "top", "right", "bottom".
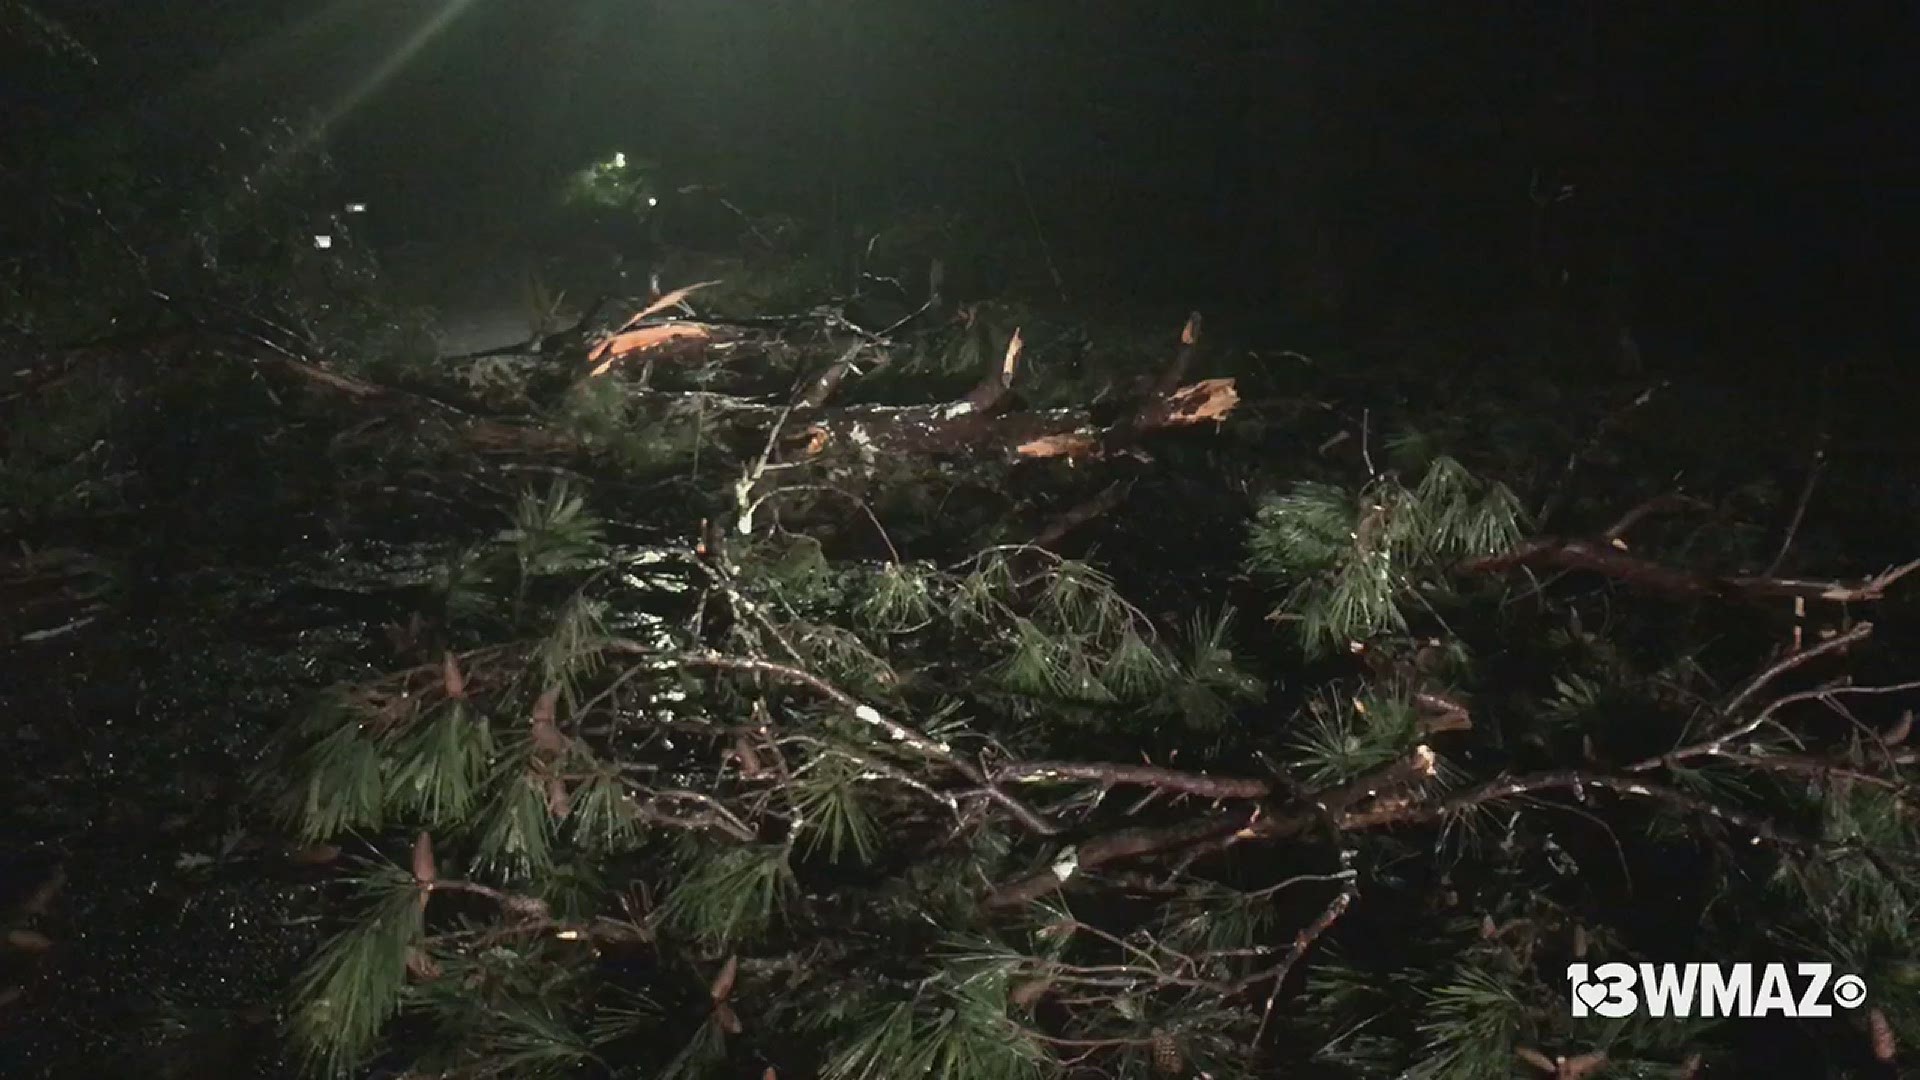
[
  {"left": 238, "top": 280, "right": 1917, "bottom": 1078},
  {"left": 4, "top": 119, "right": 1917, "bottom": 1080}
]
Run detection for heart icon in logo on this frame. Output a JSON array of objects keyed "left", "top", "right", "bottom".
[{"left": 1576, "top": 980, "right": 1610, "bottom": 1010}]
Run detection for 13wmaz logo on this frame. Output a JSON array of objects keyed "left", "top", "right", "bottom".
[{"left": 1566, "top": 963, "right": 1867, "bottom": 1018}]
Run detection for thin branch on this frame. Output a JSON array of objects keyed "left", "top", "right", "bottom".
[
  {"left": 994, "top": 761, "right": 1273, "bottom": 800},
  {"left": 1536, "top": 381, "right": 1664, "bottom": 528},
  {"left": 1461, "top": 539, "right": 1920, "bottom": 607},
  {"left": 742, "top": 483, "right": 902, "bottom": 563},
  {"left": 601, "top": 644, "right": 1060, "bottom": 837},
  {"left": 1765, "top": 432, "right": 1828, "bottom": 575},
  {"left": 1720, "top": 621, "right": 1873, "bottom": 718},
  {"left": 1249, "top": 881, "right": 1356, "bottom": 1050},
  {"left": 626, "top": 787, "right": 759, "bottom": 841},
  {"left": 1337, "top": 770, "right": 1806, "bottom": 850},
  {"left": 1601, "top": 493, "right": 1712, "bottom": 543}
]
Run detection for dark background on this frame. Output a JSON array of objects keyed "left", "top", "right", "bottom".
[{"left": 7, "top": 0, "right": 1913, "bottom": 364}]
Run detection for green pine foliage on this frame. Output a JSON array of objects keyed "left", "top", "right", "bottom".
[
  {"left": 1247, "top": 457, "right": 1524, "bottom": 654},
  {"left": 288, "top": 865, "right": 426, "bottom": 1077},
  {"left": 256, "top": 348, "right": 1918, "bottom": 1080},
  {"left": 263, "top": 470, "right": 1289, "bottom": 1077},
  {"left": 33, "top": 34, "right": 1917, "bottom": 1080},
  {"left": 823, "top": 966, "right": 1049, "bottom": 1080},
  {"left": 658, "top": 844, "right": 796, "bottom": 946},
  {"left": 1288, "top": 684, "right": 1423, "bottom": 787}
]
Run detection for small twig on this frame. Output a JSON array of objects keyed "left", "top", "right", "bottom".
[
  {"left": 1728, "top": 557, "right": 1920, "bottom": 603},
  {"left": 1250, "top": 882, "right": 1356, "bottom": 1050},
  {"left": 1700, "top": 749, "right": 1919, "bottom": 796},
  {"left": 1537, "top": 381, "right": 1665, "bottom": 528},
  {"left": 732, "top": 404, "right": 796, "bottom": 536},
  {"left": 1601, "top": 493, "right": 1711, "bottom": 543},
  {"left": 1010, "top": 156, "right": 1067, "bottom": 301},
  {"left": 781, "top": 734, "right": 963, "bottom": 822},
  {"left": 1699, "top": 674, "right": 1920, "bottom": 762},
  {"left": 1766, "top": 431, "right": 1828, "bottom": 576},
  {"left": 627, "top": 788, "right": 758, "bottom": 841},
  {"left": 742, "top": 483, "right": 901, "bottom": 563},
  {"left": 797, "top": 338, "right": 873, "bottom": 407},
  {"left": 985, "top": 808, "right": 1261, "bottom": 908},
  {"left": 1338, "top": 771, "right": 1804, "bottom": 848},
  {"left": 684, "top": 547, "right": 809, "bottom": 665},
  {"left": 1720, "top": 621, "right": 1873, "bottom": 718}
]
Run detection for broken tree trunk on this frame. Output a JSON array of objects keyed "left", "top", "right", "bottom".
[{"left": 780, "top": 313, "right": 1237, "bottom": 464}]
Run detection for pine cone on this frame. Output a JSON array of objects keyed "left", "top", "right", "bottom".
[{"left": 1150, "top": 1028, "right": 1182, "bottom": 1075}]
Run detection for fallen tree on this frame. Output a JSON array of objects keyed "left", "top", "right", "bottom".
[
  {"left": 11, "top": 222, "right": 1916, "bottom": 1077},
  {"left": 259, "top": 318, "right": 1920, "bottom": 1078}
]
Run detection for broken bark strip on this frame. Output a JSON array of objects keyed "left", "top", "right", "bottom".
[
  {"left": 1017, "top": 378, "right": 1238, "bottom": 460},
  {"left": 584, "top": 323, "right": 715, "bottom": 377},
  {"left": 1146, "top": 312, "right": 1204, "bottom": 403},
  {"left": 585, "top": 281, "right": 725, "bottom": 369}
]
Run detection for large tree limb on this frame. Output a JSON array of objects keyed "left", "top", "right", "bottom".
[
  {"left": 1459, "top": 538, "right": 1920, "bottom": 604},
  {"left": 983, "top": 647, "right": 1920, "bottom": 908},
  {"left": 781, "top": 314, "right": 1237, "bottom": 464}
]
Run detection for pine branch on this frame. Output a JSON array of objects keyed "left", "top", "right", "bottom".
[
  {"left": 995, "top": 761, "right": 1274, "bottom": 800},
  {"left": 597, "top": 643, "right": 1064, "bottom": 836},
  {"left": 1459, "top": 540, "right": 1920, "bottom": 605},
  {"left": 1248, "top": 881, "right": 1357, "bottom": 1049}
]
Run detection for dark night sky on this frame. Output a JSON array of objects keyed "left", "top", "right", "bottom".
[{"left": 8, "top": 0, "right": 1914, "bottom": 355}]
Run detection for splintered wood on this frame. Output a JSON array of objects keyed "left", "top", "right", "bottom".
[
  {"left": 786, "top": 315, "right": 1237, "bottom": 463},
  {"left": 586, "top": 280, "right": 724, "bottom": 375},
  {"left": 586, "top": 323, "right": 713, "bottom": 376}
]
